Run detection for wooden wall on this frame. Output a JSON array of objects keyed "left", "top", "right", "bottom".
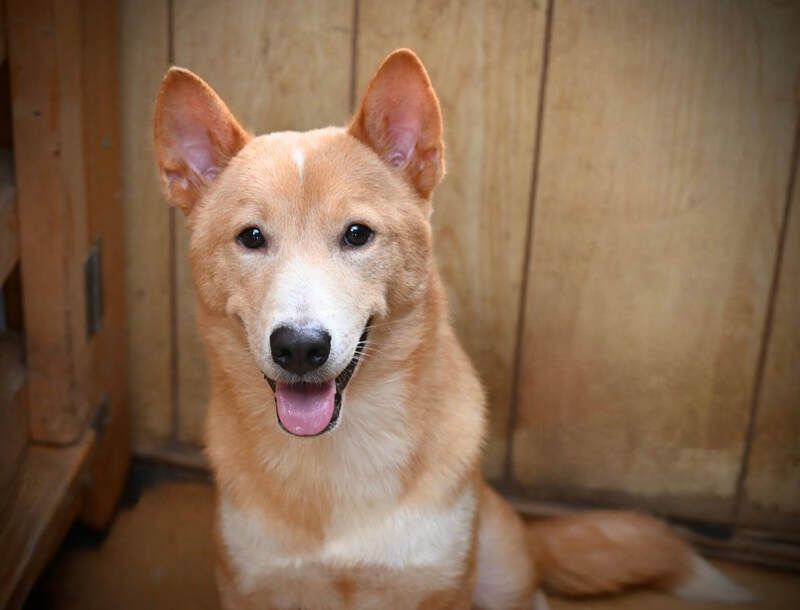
[{"left": 121, "top": 0, "right": 800, "bottom": 530}]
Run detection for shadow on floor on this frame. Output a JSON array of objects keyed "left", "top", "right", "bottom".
[{"left": 26, "top": 461, "right": 800, "bottom": 610}]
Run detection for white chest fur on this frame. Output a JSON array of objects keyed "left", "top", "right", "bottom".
[{"left": 219, "top": 485, "right": 477, "bottom": 596}]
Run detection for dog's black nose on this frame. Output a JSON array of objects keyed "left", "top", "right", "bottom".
[{"left": 270, "top": 326, "right": 331, "bottom": 375}]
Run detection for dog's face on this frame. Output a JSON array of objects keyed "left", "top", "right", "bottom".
[{"left": 154, "top": 50, "right": 444, "bottom": 437}]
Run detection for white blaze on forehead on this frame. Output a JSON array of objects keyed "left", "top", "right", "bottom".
[{"left": 291, "top": 148, "right": 304, "bottom": 180}]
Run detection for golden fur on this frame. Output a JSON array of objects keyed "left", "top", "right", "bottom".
[{"left": 153, "top": 49, "right": 752, "bottom": 609}]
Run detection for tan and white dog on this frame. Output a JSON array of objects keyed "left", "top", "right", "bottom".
[{"left": 153, "top": 49, "right": 751, "bottom": 609}]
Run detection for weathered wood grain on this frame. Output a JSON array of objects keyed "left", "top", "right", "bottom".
[
  {"left": 121, "top": 0, "right": 173, "bottom": 446},
  {"left": 357, "top": 0, "right": 547, "bottom": 479},
  {"left": 78, "top": 0, "right": 130, "bottom": 529},
  {"left": 511, "top": 0, "right": 800, "bottom": 521},
  {"left": 171, "top": 0, "right": 355, "bottom": 445},
  {"left": 0, "top": 433, "right": 93, "bottom": 609},
  {"left": 741, "top": 155, "right": 800, "bottom": 533},
  {"left": 7, "top": 0, "right": 91, "bottom": 443}
]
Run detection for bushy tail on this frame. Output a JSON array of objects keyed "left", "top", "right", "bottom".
[{"left": 526, "top": 510, "right": 754, "bottom": 603}]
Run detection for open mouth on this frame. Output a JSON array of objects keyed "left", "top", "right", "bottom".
[{"left": 264, "top": 325, "right": 369, "bottom": 437}]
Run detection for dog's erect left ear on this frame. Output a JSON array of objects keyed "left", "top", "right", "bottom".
[
  {"left": 348, "top": 49, "right": 444, "bottom": 199},
  {"left": 153, "top": 67, "right": 251, "bottom": 212}
]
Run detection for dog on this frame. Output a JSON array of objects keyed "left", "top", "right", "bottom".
[{"left": 153, "top": 48, "right": 752, "bottom": 609}]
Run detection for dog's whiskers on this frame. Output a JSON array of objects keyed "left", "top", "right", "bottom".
[
  {"left": 354, "top": 346, "right": 391, "bottom": 358},
  {"left": 353, "top": 345, "right": 396, "bottom": 360},
  {"left": 365, "top": 318, "right": 418, "bottom": 331}
]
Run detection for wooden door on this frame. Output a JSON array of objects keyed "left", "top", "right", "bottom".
[
  {"left": 0, "top": 1, "right": 130, "bottom": 606},
  {"left": 119, "top": 0, "right": 800, "bottom": 552}
]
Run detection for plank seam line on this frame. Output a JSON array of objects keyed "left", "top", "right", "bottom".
[
  {"left": 348, "top": 0, "right": 360, "bottom": 115},
  {"left": 731, "top": 104, "right": 800, "bottom": 524},
  {"left": 167, "top": 0, "right": 180, "bottom": 445},
  {"left": 503, "top": 0, "right": 556, "bottom": 489}
]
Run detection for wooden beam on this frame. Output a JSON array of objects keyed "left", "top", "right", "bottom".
[
  {"left": 6, "top": 0, "right": 92, "bottom": 444},
  {"left": 76, "top": 0, "right": 130, "bottom": 530},
  {"left": 5, "top": 0, "right": 129, "bottom": 528},
  {"left": 0, "top": 432, "right": 94, "bottom": 609}
]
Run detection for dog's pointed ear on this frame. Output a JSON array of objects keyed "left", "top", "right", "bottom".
[
  {"left": 153, "top": 67, "right": 251, "bottom": 212},
  {"left": 348, "top": 49, "right": 444, "bottom": 199}
]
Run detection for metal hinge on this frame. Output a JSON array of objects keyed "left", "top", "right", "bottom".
[
  {"left": 85, "top": 241, "right": 103, "bottom": 336},
  {"left": 92, "top": 395, "right": 110, "bottom": 437}
]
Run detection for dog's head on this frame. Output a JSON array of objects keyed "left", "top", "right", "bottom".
[{"left": 153, "top": 50, "right": 444, "bottom": 437}]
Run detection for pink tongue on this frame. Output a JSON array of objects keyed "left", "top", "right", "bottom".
[{"left": 275, "top": 380, "right": 336, "bottom": 436}]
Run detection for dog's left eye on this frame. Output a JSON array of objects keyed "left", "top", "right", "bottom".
[
  {"left": 238, "top": 227, "right": 266, "bottom": 249},
  {"left": 343, "top": 224, "right": 373, "bottom": 247}
]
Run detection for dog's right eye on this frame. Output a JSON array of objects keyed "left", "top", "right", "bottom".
[{"left": 238, "top": 227, "right": 266, "bottom": 249}]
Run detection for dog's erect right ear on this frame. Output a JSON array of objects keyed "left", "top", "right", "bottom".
[
  {"left": 348, "top": 49, "right": 444, "bottom": 199},
  {"left": 153, "top": 67, "right": 251, "bottom": 212}
]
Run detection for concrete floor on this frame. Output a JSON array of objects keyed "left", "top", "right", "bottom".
[{"left": 28, "top": 478, "right": 800, "bottom": 610}]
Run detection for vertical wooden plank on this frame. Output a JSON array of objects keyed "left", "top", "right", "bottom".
[
  {"left": 741, "top": 156, "right": 800, "bottom": 534},
  {"left": 7, "top": 0, "right": 91, "bottom": 444},
  {"left": 0, "top": 46, "right": 25, "bottom": 490},
  {"left": 121, "top": 0, "right": 172, "bottom": 448},
  {"left": 172, "top": 0, "right": 355, "bottom": 445},
  {"left": 357, "top": 0, "right": 546, "bottom": 479},
  {"left": 0, "top": 53, "right": 16, "bottom": 280},
  {"left": 512, "top": 0, "right": 800, "bottom": 521},
  {"left": 0, "top": 150, "right": 17, "bottom": 281},
  {"left": 78, "top": 0, "right": 130, "bottom": 528}
]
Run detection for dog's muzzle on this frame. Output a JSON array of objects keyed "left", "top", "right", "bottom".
[{"left": 263, "top": 324, "right": 369, "bottom": 436}]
